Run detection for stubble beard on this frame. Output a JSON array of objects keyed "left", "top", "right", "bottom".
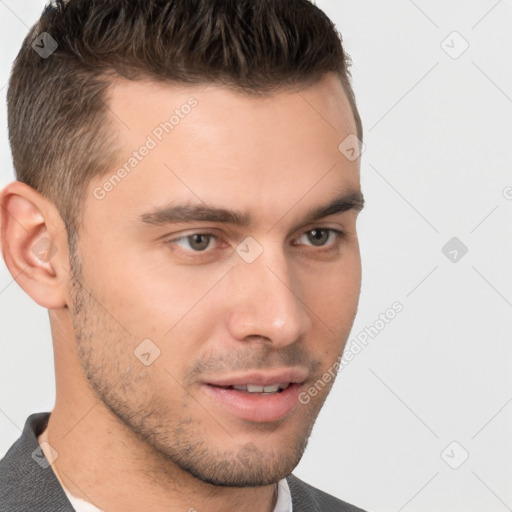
[{"left": 67, "top": 247, "right": 327, "bottom": 488}]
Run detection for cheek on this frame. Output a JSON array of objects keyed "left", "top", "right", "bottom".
[
  {"left": 304, "top": 249, "right": 361, "bottom": 314},
  {"left": 80, "top": 237, "right": 224, "bottom": 337},
  {"left": 300, "top": 252, "right": 361, "bottom": 355}
]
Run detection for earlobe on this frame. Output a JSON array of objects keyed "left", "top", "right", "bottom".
[{"left": 0, "top": 181, "right": 68, "bottom": 309}]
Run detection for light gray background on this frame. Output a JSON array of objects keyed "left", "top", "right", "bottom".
[{"left": 1, "top": 1, "right": 511, "bottom": 511}]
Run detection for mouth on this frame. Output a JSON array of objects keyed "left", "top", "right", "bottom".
[
  {"left": 211, "top": 382, "right": 291, "bottom": 394},
  {"left": 200, "top": 368, "right": 308, "bottom": 423}
]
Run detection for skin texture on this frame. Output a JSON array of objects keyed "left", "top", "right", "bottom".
[{"left": 0, "top": 72, "right": 363, "bottom": 512}]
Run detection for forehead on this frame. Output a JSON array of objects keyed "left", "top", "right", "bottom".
[
  {"left": 86, "top": 74, "right": 360, "bottom": 229},
  {"left": 106, "top": 73, "right": 357, "bottom": 148}
]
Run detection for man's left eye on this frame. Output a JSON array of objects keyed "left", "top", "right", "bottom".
[{"left": 296, "top": 228, "right": 344, "bottom": 248}]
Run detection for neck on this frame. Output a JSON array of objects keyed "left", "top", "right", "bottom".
[
  {"left": 42, "top": 312, "right": 280, "bottom": 512},
  {"left": 40, "top": 403, "right": 280, "bottom": 512}
]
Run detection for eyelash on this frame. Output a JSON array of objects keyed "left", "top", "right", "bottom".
[{"left": 163, "top": 228, "right": 346, "bottom": 258}]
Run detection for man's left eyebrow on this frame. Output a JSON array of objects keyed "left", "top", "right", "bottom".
[
  {"left": 137, "top": 190, "right": 364, "bottom": 228},
  {"left": 299, "top": 190, "right": 364, "bottom": 225}
]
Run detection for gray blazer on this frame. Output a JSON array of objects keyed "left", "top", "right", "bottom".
[{"left": 0, "top": 413, "right": 366, "bottom": 512}]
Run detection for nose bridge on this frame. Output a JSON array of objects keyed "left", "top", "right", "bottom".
[{"left": 226, "top": 242, "right": 312, "bottom": 345}]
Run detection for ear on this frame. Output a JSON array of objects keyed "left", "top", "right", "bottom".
[{"left": 0, "top": 181, "right": 70, "bottom": 309}]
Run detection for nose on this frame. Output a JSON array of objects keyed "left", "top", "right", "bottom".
[{"left": 225, "top": 246, "right": 313, "bottom": 347}]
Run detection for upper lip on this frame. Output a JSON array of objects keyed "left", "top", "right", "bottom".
[{"left": 205, "top": 367, "right": 309, "bottom": 387}]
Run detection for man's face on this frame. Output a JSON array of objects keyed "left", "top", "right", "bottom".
[{"left": 70, "top": 73, "right": 363, "bottom": 486}]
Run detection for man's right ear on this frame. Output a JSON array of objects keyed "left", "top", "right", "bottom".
[{"left": 0, "top": 181, "right": 70, "bottom": 309}]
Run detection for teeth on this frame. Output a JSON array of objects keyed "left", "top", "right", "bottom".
[
  {"left": 231, "top": 383, "right": 290, "bottom": 393},
  {"left": 248, "top": 384, "right": 265, "bottom": 393}
]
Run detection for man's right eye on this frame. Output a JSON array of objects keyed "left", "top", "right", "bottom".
[{"left": 166, "top": 232, "right": 218, "bottom": 252}]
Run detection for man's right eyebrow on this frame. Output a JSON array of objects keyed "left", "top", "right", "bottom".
[{"left": 138, "top": 204, "right": 251, "bottom": 227}]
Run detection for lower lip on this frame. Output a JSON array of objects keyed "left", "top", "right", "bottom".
[{"left": 201, "top": 383, "right": 303, "bottom": 423}]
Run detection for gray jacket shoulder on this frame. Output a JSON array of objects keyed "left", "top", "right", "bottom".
[
  {"left": 0, "top": 412, "right": 74, "bottom": 512},
  {"left": 286, "top": 473, "right": 368, "bottom": 512}
]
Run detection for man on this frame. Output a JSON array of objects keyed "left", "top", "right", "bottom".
[{"left": 0, "top": 0, "right": 367, "bottom": 510}]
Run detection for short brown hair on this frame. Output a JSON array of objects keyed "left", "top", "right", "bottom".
[{"left": 7, "top": 0, "right": 362, "bottom": 249}]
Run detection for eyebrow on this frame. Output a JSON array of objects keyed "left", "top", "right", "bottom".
[{"left": 138, "top": 190, "right": 364, "bottom": 228}]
